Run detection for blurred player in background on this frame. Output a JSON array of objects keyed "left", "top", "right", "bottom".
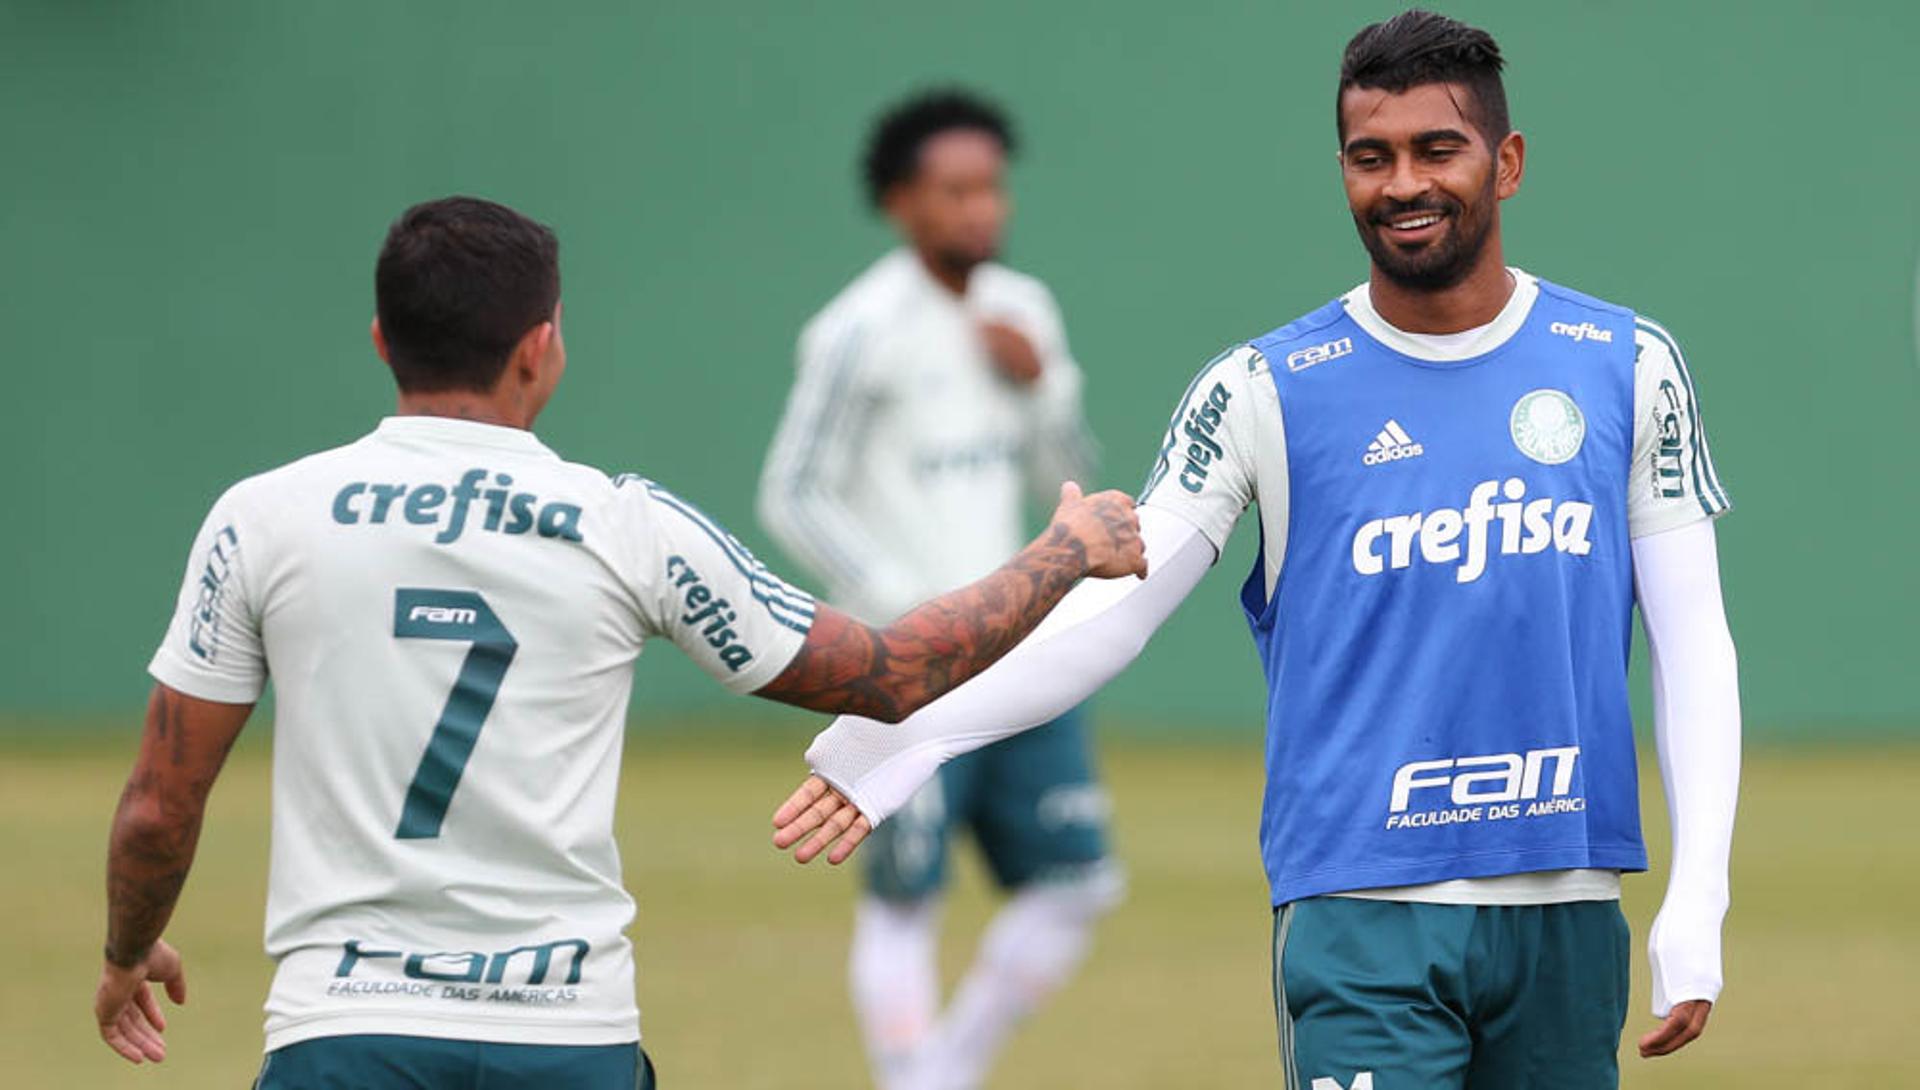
[
  {"left": 758, "top": 91, "right": 1121, "bottom": 1090},
  {"left": 776, "top": 12, "right": 1742, "bottom": 1089},
  {"left": 93, "top": 196, "right": 1145, "bottom": 1088}
]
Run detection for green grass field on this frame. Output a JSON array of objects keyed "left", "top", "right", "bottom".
[{"left": 4, "top": 732, "right": 1916, "bottom": 1088}]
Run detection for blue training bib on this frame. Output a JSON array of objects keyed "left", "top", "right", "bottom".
[{"left": 1244, "top": 280, "right": 1647, "bottom": 905}]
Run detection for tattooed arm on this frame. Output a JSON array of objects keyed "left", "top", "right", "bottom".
[
  {"left": 96, "top": 683, "right": 251, "bottom": 1064},
  {"left": 753, "top": 482, "right": 1145, "bottom": 722}
]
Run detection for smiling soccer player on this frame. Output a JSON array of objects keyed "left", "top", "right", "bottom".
[{"left": 775, "top": 12, "right": 1742, "bottom": 1089}]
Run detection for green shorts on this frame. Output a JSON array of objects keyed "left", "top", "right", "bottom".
[
  {"left": 254, "top": 1034, "right": 655, "bottom": 1089},
  {"left": 863, "top": 707, "right": 1109, "bottom": 900},
  {"left": 1272, "top": 897, "right": 1630, "bottom": 1090}
]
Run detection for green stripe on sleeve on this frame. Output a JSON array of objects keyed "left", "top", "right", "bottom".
[{"left": 1636, "top": 319, "right": 1730, "bottom": 515}]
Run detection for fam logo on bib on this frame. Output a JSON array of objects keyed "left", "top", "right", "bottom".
[{"left": 1509, "top": 389, "right": 1585, "bottom": 465}]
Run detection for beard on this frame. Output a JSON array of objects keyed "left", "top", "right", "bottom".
[
  {"left": 928, "top": 240, "right": 996, "bottom": 281},
  {"left": 1354, "top": 179, "right": 1496, "bottom": 292}
]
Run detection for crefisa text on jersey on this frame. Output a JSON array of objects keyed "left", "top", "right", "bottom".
[
  {"left": 1351, "top": 477, "right": 1595, "bottom": 584},
  {"left": 330, "top": 469, "right": 584, "bottom": 543},
  {"left": 1548, "top": 320, "right": 1613, "bottom": 343},
  {"left": 665, "top": 555, "right": 757, "bottom": 672},
  {"left": 1177, "top": 381, "right": 1234, "bottom": 492}
]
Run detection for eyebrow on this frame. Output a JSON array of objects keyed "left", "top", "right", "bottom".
[{"left": 1343, "top": 128, "right": 1476, "bottom": 156}]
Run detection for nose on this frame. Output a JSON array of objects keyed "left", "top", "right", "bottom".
[
  {"left": 969, "top": 191, "right": 1008, "bottom": 238},
  {"left": 1382, "top": 155, "right": 1429, "bottom": 204}
]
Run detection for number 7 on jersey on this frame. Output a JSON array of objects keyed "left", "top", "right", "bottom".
[{"left": 392, "top": 589, "right": 518, "bottom": 839}]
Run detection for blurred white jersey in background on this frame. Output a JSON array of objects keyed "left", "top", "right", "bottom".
[{"left": 759, "top": 248, "right": 1090, "bottom": 624}]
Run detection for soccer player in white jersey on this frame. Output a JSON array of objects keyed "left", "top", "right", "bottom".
[
  {"left": 92, "top": 196, "right": 1146, "bottom": 1088},
  {"left": 774, "top": 12, "right": 1742, "bottom": 1088},
  {"left": 758, "top": 91, "right": 1120, "bottom": 1090}
]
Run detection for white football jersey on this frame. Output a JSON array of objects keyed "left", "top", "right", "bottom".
[
  {"left": 148, "top": 416, "right": 814, "bottom": 1050},
  {"left": 758, "top": 249, "right": 1090, "bottom": 623}
]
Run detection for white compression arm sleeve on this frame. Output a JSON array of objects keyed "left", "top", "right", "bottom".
[
  {"left": 805, "top": 505, "right": 1217, "bottom": 823},
  {"left": 1632, "top": 518, "right": 1742, "bottom": 1017}
]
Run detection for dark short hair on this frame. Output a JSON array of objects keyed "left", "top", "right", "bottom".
[
  {"left": 374, "top": 196, "right": 561, "bottom": 393},
  {"left": 861, "top": 89, "right": 1016, "bottom": 208},
  {"left": 1337, "top": 10, "right": 1509, "bottom": 143}
]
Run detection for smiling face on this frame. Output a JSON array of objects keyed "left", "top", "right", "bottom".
[{"left": 1339, "top": 82, "right": 1524, "bottom": 292}]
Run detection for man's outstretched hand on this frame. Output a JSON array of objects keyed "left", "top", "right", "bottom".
[
  {"left": 1048, "top": 481, "right": 1147, "bottom": 581},
  {"left": 95, "top": 939, "right": 187, "bottom": 1064},
  {"left": 772, "top": 775, "right": 872, "bottom": 865},
  {"left": 1639, "top": 999, "right": 1711, "bottom": 1058}
]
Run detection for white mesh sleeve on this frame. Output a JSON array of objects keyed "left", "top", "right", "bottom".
[
  {"left": 804, "top": 506, "right": 1216, "bottom": 823},
  {"left": 1633, "top": 518, "right": 1742, "bottom": 1016}
]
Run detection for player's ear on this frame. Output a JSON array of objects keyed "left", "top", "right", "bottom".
[
  {"left": 370, "top": 317, "right": 392, "bottom": 365},
  {"left": 1495, "top": 130, "right": 1525, "bottom": 200},
  {"left": 512, "top": 321, "right": 555, "bottom": 384},
  {"left": 880, "top": 183, "right": 914, "bottom": 233}
]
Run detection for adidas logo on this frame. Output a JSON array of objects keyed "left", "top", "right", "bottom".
[{"left": 1363, "top": 420, "right": 1424, "bottom": 466}]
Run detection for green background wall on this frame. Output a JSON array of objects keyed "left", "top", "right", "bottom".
[{"left": 4, "top": 1, "right": 1915, "bottom": 734}]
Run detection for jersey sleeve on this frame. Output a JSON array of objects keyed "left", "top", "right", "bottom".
[
  {"left": 1137, "top": 345, "right": 1264, "bottom": 551},
  {"left": 756, "top": 314, "right": 921, "bottom": 607},
  {"left": 148, "top": 484, "right": 268, "bottom": 704},
  {"left": 1629, "top": 318, "right": 1732, "bottom": 538},
  {"left": 626, "top": 479, "right": 817, "bottom": 694},
  {"left": 1018, "top": 281, "right": 1097, "bottom": 496}
]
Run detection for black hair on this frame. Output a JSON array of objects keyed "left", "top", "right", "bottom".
[
  {"left": 374, "top": 196, "right": 561, "bottom": 393},
  {"left": 861, "top": 89, "right": 1016, "bottom": 208},
  {"left": 1338, "top": 10, "right": 1509, "bottom": 143}
]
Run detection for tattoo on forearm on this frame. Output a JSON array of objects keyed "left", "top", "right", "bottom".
[
  {"left": 759, "top": 521, "right": 1089, "bottom": 721},
  {"left": 104, "top": 687, "right": 241, "bottom": 966}
]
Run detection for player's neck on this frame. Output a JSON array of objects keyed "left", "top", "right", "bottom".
[
  {"left": 912, "top": 248, "right": 974, "bottom": 297},
  {"left": 1367, "top": 254, "right": 1515, "bottom": 336},
  {"left": 393, "top": 392, "right": 534, "bottom": 431}
]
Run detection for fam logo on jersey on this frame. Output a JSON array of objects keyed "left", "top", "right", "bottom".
[
  {"left": 1651, "top": 380, "right": 1687, "bottom": 499},
  {"left": 1509, "top": 389, "right": 1586, "bottom": 465},
  {"left": 1284, "top": 336, "right": 1354, "bottom": 373},
  {"left": 1177, "top": 381, "right": 1234, "bottom": 493},
  {"left": 1351, "top": 478, "right": 1594, "bottom": 583},
  {"left": 187, "top": 525, "right": 240, "bottom": 663},
  {"left": 330, "top": 937, "right": 588, "bottom": 1005},
  {"left": 1313, "top": 1076, "right": 1374, "bottom": 1090},
  {"left": 331, "top": 468, "right": 584, "bottom": 544},
  {"left": 1385, "top": 745, "right": 1585, "bottom": 830},
  {"left": 666, "top": 555, "right": 756, "bottom": 672},
  {"left": 406, "top": 603, "right": 478, "bottom": 627}
]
